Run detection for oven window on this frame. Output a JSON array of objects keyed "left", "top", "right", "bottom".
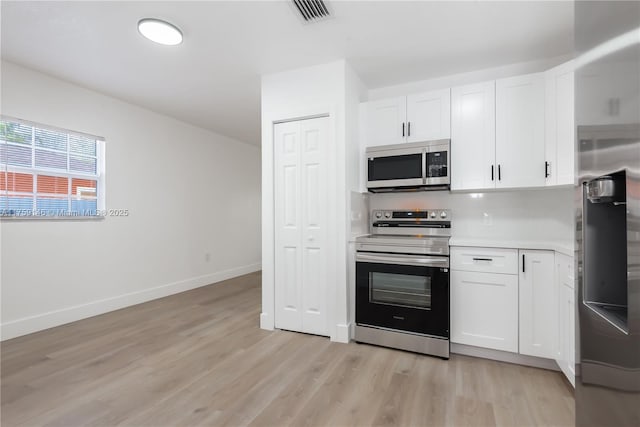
[
  {"left": 427, "top": 151, "right": 448, "bottom": 178},
  {"left": 369, "top": 272, "right": 431, "bottom": 309},
  {"left": 368, "top": 154, "right": 423, "bottom": 181}
]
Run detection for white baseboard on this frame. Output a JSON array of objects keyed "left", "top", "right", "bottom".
[
  {"left": 451, "top": 343, "right": 560, "bottom": 371},
  {"left": 332, "top": 322, "right": 351, "bottom": 343},
  {"left": 260, "top": 312, "right": 274, "bottom": 331},
  {"left": 0, "top": 263, "right": 262, "bottom": 341}
]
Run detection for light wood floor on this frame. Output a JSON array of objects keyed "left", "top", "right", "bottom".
[{"left": 1, "top": 271, "right": 574, "bottom": 427}]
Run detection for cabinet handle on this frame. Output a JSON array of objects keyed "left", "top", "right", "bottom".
[
  {"left": 498, "top": 164, "right": 502, "bottom": 181},
  {"left": 408, "top": 121, "right": 411, "bottom": 137},
  {"left": 491, "top": 165, "right": 494, "bottom": 181},
  {"left": 545, "top": 161, "right": 550, "bottom": 178},
  {"left": 402, "top": 122, "right": 405, "bottom": 137},
  {"left": 522, "top": 254, "right": 525, "bottom": 273},
  {"left": 473, "top": 257, "right": 493, "bottom": 262}
]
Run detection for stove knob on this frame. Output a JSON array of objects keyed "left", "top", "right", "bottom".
[
  {"left": 430, "top": 212, "right": 436, "bottom": 219},
  {"left": 440, "top": 211, "right": 447, "bottom": 219},
  {"left": 384, "top": 212, "right": 392, "bottom": 219},
  {"left": 375, "top": 212, "right": 382, "bottom": 219}
]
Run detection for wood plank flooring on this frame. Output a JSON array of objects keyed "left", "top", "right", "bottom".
[{"left": 1, "top": 271, "right": 575, "bottom": 426}]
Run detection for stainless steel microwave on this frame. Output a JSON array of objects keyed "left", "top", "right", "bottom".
[{"left": 366, "top": 140, "right": 450, "bottom": 192}]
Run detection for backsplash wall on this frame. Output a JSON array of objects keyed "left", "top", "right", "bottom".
[{"left": 367, "top": 187, "right": 574, "bottom": 244}]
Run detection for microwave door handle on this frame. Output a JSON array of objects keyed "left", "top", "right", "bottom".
[{"left": 422, "top": 150, "right": 427, "bottom": 183}]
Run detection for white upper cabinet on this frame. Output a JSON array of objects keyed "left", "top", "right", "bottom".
[
  {"left": 496, "top": 73, "right": 546, "bottom": 189},
  {"left": 519, "top": 250, "right": 557, "bottom": 359},
  {"left": 362, "top": 97, "right": 407, "bottom": 147},
  {"left": 577, "top": 61, "right": 640, "bottom": 127},
  {"left": 545, "top": 61, "right": 575, "bottom": 186},
  {"left": 361, "top": 67, "right": 571, "bottom": 191},
  {"left": 451, "top": 81, "right": 496, "bottom": 190},
  {"left": 406, "top": 89, "right": 451, "bottom": 142},
  {"left": 361, "top": 90, "right": 451, "bottom": 148}
]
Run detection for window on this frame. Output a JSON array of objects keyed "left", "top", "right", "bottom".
[{"left": 0, "top": 117, "right": 105, "bottom": 218}]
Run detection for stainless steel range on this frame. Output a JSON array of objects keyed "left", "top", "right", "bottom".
[{"left": 355, "top": 209, "right": 451, "bottom": 359}]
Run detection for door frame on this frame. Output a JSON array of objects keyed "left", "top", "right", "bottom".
[{"left": 261, "top": 105, "right": 346, "bottom": 342}]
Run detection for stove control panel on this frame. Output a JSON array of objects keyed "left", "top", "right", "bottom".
[{"left": 372, "top": 209, "right": 451, "bottom": 222}]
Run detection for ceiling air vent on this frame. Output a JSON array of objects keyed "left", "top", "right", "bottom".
[{"left": 291, "top": 0, "right": 331, "bottom": 23}]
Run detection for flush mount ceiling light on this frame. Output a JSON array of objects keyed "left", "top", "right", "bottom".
[{"left": 137, "top": 18, "right": 183, "bottom": 46}]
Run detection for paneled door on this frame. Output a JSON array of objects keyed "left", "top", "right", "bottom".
[
  {"left": 274, "top": 117, "right": 329, "bottom": 336},
  {"left": 519, "top": 250, "right": 556, "bottom": 358},
  {"left": 545, "top": 60, "right": 575, "bottom": 186},
  {"left": 495, "top": 73, "right": 546, "bottom": 189},
  {"left": 406, "top": 88, "right": 451, "bottom": 142},
  {"left": 362, "top": 97, "right": 407, "bottom": 147},
  {"left": 451, "top": 270, "right": 518, "bottom": 352},
  {"left": 451, "top": 81, "right": 496, "bottom": 190}
]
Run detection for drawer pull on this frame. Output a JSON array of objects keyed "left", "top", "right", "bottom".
[{"left": 472, "top": 257, "right": 493, "bottom": 262}]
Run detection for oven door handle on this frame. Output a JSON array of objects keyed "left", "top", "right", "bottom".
[{"left": 356, "top": 253, "right": 449, "bottom": 268}]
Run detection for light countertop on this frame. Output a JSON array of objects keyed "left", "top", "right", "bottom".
[
  {"left": 449, "top": 238, "right": 574, "bottom": 256},
  {"left": 350, "top": 234, "right": 574, "bottom": 256}
]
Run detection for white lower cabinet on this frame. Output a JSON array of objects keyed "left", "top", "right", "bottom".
[
  {"left": 451, "top": 247, "right": 519, "bottom": 352},
  {"left": 451, "top": 270, "right": 518, "bottom": 352},
  {"left": 452, "top": 247, "right": 562, "bottom": 362},
  {"left": 555, "top": 253, "right": 576, "bottom": 386},
  {"left": 519, "top": 250, "right": 557, "bottom": 359}
]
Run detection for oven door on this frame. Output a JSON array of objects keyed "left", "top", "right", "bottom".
[
  {"left": 355, "top": 252, "right": 449, "bottom": 338},
  {"left": 367, "top": 146, "right": 425, "bottom": 189},
  {"left": 425, "top": 141, "right": 450, "bottom": 186}
]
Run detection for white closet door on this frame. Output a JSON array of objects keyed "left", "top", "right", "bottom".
[
  {"left": 274, "top": 121, "right": 303, "bottom": 331},
  {"left": 274, "top": 117, "right": 329, "bottom": 336},
  {"left": 299, "top": 118, "right": 328, "bottom": 335}
]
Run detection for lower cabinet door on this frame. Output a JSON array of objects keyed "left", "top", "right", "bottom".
[
  {"left": 563, "top": 283, "right": 576, "bottom": 386},
  {"left": 451, "top": 270, "right": 518, "bottom": 352},
  {"left": 555, "top": 253, "right": 576, "bottom": 386},
  {"left": 519, "top": 250, "right": 556, "bottom": 358}
]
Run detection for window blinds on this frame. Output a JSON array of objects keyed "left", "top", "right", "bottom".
[{"left": 0, "top": 117, "right": 104, "bottom": 218}]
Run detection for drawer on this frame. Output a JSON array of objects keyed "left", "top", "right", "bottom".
[{"left": 450, "top": 247, "right": 518, "bottom": 274}]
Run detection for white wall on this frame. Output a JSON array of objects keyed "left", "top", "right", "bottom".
[
  {"left": 368, "top": 54, "right": 572, "bottom": 100},
  {"left": 369, "top": 188, "right": 574, "bottom": 245},
  {"left": 0, "top": 61, "right": 261, "bottom": 340},
  {"left": 261, "top": 60, "right": 364, "bottom": 342}
]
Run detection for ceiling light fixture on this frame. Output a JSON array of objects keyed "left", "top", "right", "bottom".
[{"left": 137, "top": 18, "right": 183, "bottom": 46}]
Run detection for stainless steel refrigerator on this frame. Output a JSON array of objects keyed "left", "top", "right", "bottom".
[{"left": 575, "top": 2, "right": 640, "bottom": 425}]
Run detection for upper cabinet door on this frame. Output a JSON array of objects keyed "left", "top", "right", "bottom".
[
  {"left": 406, "top": 89, "right": 451, "bottom": 142},
  {"left": 496, "top": 73, "right": 546, "bottom": 189},
  {"left": 545, "top": 61, "right": 575, "bottom": 187},
  {"left": 451, "top": 81, "right": 496, "bottom": 190},
  {"left": 362, "top": 97, "right": 407, "bottom": 147}
]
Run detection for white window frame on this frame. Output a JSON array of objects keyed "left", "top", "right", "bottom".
[{"left": 0, "top": 116, "right": 106, "bottom": 219}]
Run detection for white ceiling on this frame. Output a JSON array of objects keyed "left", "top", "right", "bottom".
[{"left": 1, "top": 1, "right": 573, "bottom": 145}]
